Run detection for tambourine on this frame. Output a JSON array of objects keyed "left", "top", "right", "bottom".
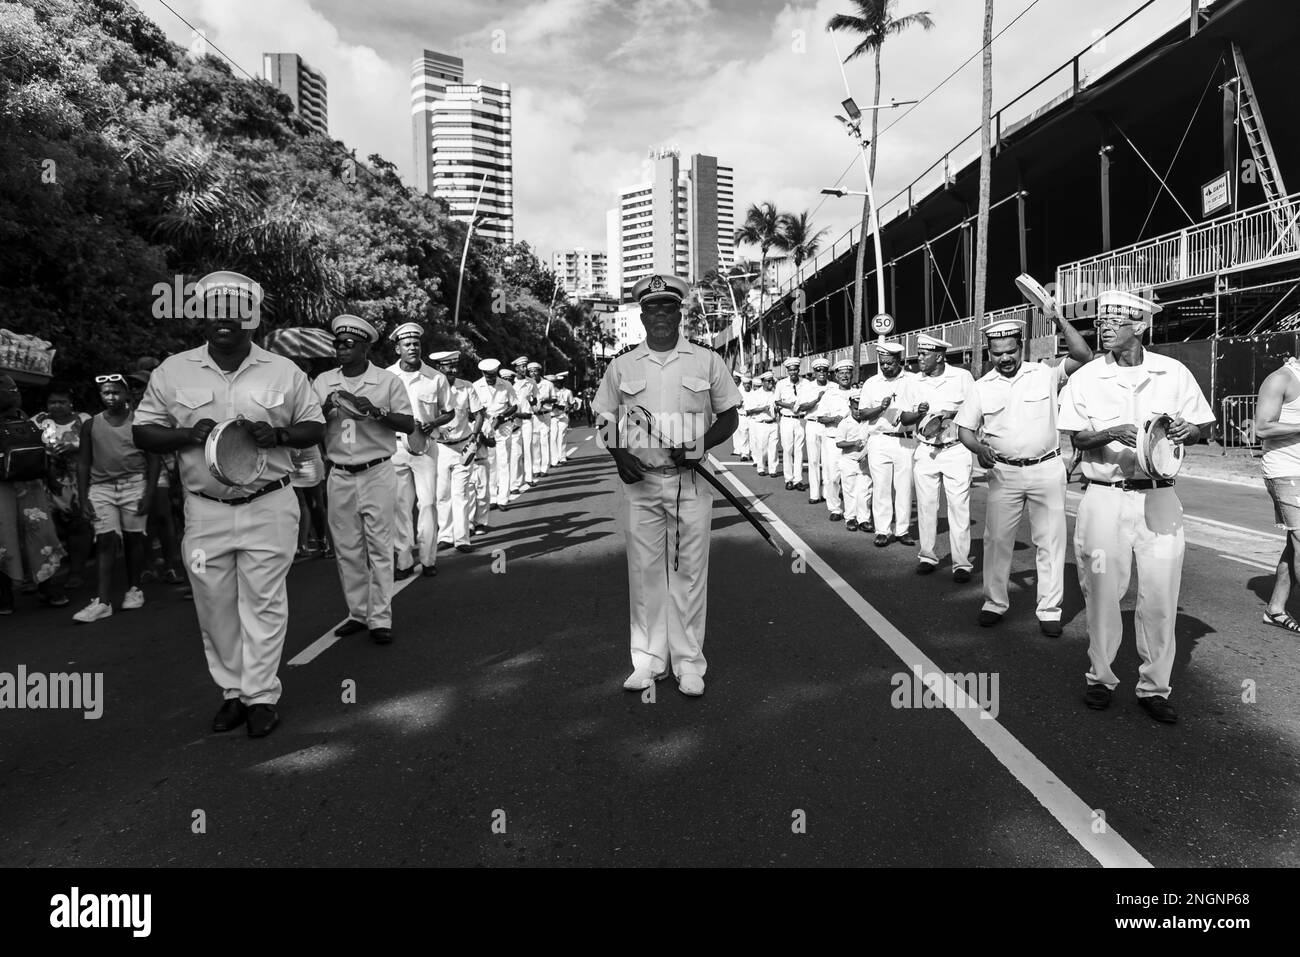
[
  {"left": 205, "top": 418, "right": 268, "bottom": 487},
  {"left": 918, "top": 410, "right": 949, "bottom": 440},
  {"left": 1135, "top": 413, "right": 1184, "bottom": 480},
  {"left": 1015, "top": 273, "right": 1056, "bottom": 313},
  {"left": 332, "top": 391, "right": 368, "bottom": 419}
]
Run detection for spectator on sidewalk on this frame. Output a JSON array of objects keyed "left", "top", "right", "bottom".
[
  {"left": 32, "top": 384, "right": 92, "bottom": 588},
  {"left": 1256, "top": 355, "right": 1300, "bottom": 633}
]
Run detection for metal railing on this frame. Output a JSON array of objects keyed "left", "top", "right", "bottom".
[
  {"left": 1056, "top": 192, "right": 1300, "bottom": 305},
  {"left": 1220, "top": 395, "right": 1260, "bottom": 450}
]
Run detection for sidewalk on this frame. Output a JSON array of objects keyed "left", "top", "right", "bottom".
[{"left": 1177, "top": 443, "right": 1265, "bottom": 487}]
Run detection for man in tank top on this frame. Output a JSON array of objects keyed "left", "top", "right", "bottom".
[
  {"left": 73, "top": 373, "right": 161, "bottom": 623},
  {"left": 1255, "top": 356, "right": 1300, "bottom": 633}
]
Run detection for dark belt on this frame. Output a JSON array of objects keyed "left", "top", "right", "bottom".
[
  {"left": 640, "top": 464, "right": 692, "bottom": 475},
  {"left": 994, "top": 448, "right": 1061, "bottom": 468},
  {"left": 1086, "top": 478, "right": 1175, "bottom": 491},
  {"left": 327, "top": 455, "right": 391, "bottom": 474},
  {"left": 881, "top": 431, "right": 912, "bottom": 438},
  {"left": 193, "top": 475, "right": 290, "bottom": 506},
  {"left": 920, "top": 440, "right": 957, "bottom": 450}
]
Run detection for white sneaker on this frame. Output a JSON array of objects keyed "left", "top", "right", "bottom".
[
  {"left": 121, "top": 587, "right": 145, "bottom": 610},
  {"left": 622, "top": 667, "right": 667, "bottom": 691},
  {"left": 678, "top": 674, "right": 705, "bottom": 696},
  {"left": 73, "top": 599, "right": 113, "bottom": 623}
]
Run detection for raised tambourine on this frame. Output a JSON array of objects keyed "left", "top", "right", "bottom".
[
  {"left": 205, "top": 417, "right": 268, "bottom": 487},
  {"left": 1135, "top": 413, "right": 1184, "bottom": 481},
  {"left": 1014, "top": 273, "right": 1056, "bottom": 314}
]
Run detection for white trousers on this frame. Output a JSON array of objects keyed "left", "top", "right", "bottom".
[
  {"left": 982, "top": 457, "right": 1067, "bottom": 620},
  {"left": 436, "top": 442, "right": 475, "bottom": 546},
  {"left": 779, "top": 416, "right": 805, "bottom": 483},
  {"left": 622, "top": 470, "right": 713, "bottom": 678},
  {"left": 868, "top": 433, "right": 915, "bottom": 538},
  {"left": 472, "top": 454, "right": 489, "bottom": 527},
  {"left": 550, "top": 413, "right": 569, "bottom": 463},
  {"left": 913, "top": 443, "right": 973, "bottom": 570},
  {"left": 805, "top": 421, "right": 826, "bottom": 500},
  {"left": 836, "top": 455, "right": 872, "bottom": 522},
  {"left": 533, "top": 414, "right": 552, "bottom": 473},
  {"left": 328, "top": 460, "right": 397, "bottom": 630},
  {"left": 519, "top": 419, "right": 537, "bottom": 484},
  {"left": 750, "top": 421, "right": 778, "bottom": 474},
  {"left": 393, "top": 450, "right": 438, "bottom": 570},
  {"left": 485, "top": 428, "right": 512, "bottom": 505},
  {"left": 1074, "top": 484, "right": 1184, "bottom": 697},
  {"left": 183, "top": 485, "right": 298, "bottom": 705},
  {"left": 733, "top": 415, "right": 750, "bottom": 456},
  {"left": 823, "top": 431, "right": 848, "bottom": 513},
  {"left": 508, "top": 428, "right": 524, "bottom": 491}
]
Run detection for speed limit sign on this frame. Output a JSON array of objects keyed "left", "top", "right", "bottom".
[{"left": 871, "top": 313, "right": 895, "bottom": 336}]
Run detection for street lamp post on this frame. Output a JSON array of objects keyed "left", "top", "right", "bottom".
[{"left": 452, "top": 171, "right": 490, "bottom": 330}]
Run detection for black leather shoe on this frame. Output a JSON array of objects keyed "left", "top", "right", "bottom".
[
  {"left": 916, "top": 562, "right": 936, "bottom": 575},
  {"left": 785, "top": 481, "right": 794, "bottom": 490},
  {"left": 1138, "top": 695, "right": 1178, "bottom": 724},
  {"left": 829, "top": 513, "right": 843, "bottom": 522},
  {"left": 212, "top": 699, "right": 247, "bottom": 733},
  {"left": 978, "top": 610, "right": 1003, "bottom": 627},
  {"left": 1039, "top": 619, "right": 1063, "bottom": 637},
  {"left": 421, "top": 565, "right": 438, "bottom": 577},
  {"left": 1084, "top": 684, "right": 1112, "bottom": 710},
  {"left": 437, "top": 541, "right": 452, "bottom": 551},
  {"left": 246, "top": 704, "right": 279, "bottom": 738},
  {"left": 455, "top": 543, "right": 474, "bottom": 553},
  {"left": 335, "top": 619, "right": 368, "bottom": 637},
  {"left": 371, "top": 627, "right": 393, "bottom": 645},
  {"left": 897, "top": 535, "right": 917, "bottom": 546},
  {"left": 795, "top": 482, "right": 808, "bottom": 492},
  {"left": 953, "top": 568, "right": 972, "bottom": 584},
  {"left": 394, "top": 566, "right": 414, "bottom": 581},
  {"left": 874, "top": 534, "right": 890, "bottom": 547},
  {"left": 862, "top": 520, "right": 875, "bottom": 533},
  {"left": 846, "top": 518, "right": 858, "bottom": 531}
]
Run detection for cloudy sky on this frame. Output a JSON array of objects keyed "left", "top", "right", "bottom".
[{"left": 133, "top": 0, "right": 1196, "bottom": 261}]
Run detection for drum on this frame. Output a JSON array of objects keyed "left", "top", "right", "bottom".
[
  {"left": 205, "top": 418, "right": 268, "bottom": 487},
  {"left": 1136, "top": 413, "right": 1184, "bottom": 480}
]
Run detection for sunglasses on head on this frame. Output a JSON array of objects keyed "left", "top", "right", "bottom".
[{"left": 95, "top": 374, "right": 126, "bottom": 384}]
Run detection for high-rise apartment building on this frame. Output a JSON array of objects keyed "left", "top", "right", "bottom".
[
  {"left": 263, "top": 53, "right": 328, "bottom": 136},
  {"left": 606, "top": 152, "right": 734, "bottom": 300},
  {"left": 551, "top": 249, "right": 607, "bottom": 299},
  {"left": 411, "top": 50, "right": 514, "bottom": 244}
]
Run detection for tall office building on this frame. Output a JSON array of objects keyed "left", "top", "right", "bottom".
[
  {"left": 263, "top": 53, "right": 328, "bottom": 136},
  {"left": 411, "top": 49, "right": 514, "bottom": 244},
  {"left": 606, "top": 151, "right": 734, "bottom": 300},
  {"left": 551, "top": 249, "right": 607, "bottom": 298}
]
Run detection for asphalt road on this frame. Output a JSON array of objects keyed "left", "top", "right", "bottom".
[{"left": 1, "top": 428, "right": 1297, "bottom": 867}]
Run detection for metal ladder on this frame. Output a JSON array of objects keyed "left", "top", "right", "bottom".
[{"left": 1231, "top": 42, "right": 1292, "bottom": 240}]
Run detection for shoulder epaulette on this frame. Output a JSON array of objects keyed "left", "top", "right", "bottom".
[
  {"left": 689, "top": 338, "right": 714, "bottom": 351},
  {"left": 613, "top": 342, "right": 639, "bottom": 359}
]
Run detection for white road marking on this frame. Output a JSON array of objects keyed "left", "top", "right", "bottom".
[
  {"left": 566, "top": 445, "right": 578, "bottom": 458},
  {"left": 1219, "top": 554, "right": 1276, "bottom": 571},
  {"left": 709, "top": 456, "right": 1152, "bottom": 869},
  {"left": 288, "top": 571, "right": 424, "bottom": 666}
]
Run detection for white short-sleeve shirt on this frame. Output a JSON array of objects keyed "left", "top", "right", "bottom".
[
  {"left": 907, "top": 363, "right": 976, "bottom": 446},
  {"left": 955, "top": 360, "right": 1068, "bottom": 459}
]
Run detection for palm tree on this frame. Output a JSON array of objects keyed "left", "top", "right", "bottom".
[
  {"left": 971, "top": 0, "right": 995, "bottom": 377},
  {"left": 828, "top": 1, "right": 934, "bottom": 373},
  {"left": 735, "top": 201, "right": 786, "bottom": 370},
  {"left": 778, "top": 210, "right": 829, "bottom": 267}
]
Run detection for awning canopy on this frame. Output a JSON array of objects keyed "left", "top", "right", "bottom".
[{"left": 263, "top": 327, "right": 334, "bottom": 358}]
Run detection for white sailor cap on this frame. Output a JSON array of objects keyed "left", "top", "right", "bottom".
[
  {"left": 512, "top": 356, "right": 530, "bottom": 367},
  {"left": 330, "top": 314, "right": 378, "bottom": 343},
  {"left": 811, "top": 357, "right": 831, "bottom": 370},
  {"left": 526, "top": 361, "right": 542, "bottom": 371},
  {"left": 980, "top": 318, "right": 1026, "bottom": 339},
  {"left": 876, "top": 341, "right": 905, "bottom": 356},
  {"left": 1098, "top": 289, "right": 1162, "bottom": 319},
  {"left": 196, "top": 270, "right": 263, "bottom": 327},
  {"left": 759, "top": 371, "right": 776, "bottom": 381},
  {"left": 916, "top": 332, "right": 951, "bottom": 352},
  {"left": 390, "top": 322, "right": 424, "bottom": 341},
  {"left": 478, "top": 358, "right": 501, "bottom": 373},
  {"left": 848, "top": 387, "right": 863, "bottom": 401},
  {"left": 500, "top": 368, "right": 517, "bottom": 380},
  {"left": 631, "top": 274, "right": 690, "bottom": 305},
  {"left": 833, "top": 358, "right": 854, "bottom": 372},
  {"left": 740, "top": 374, "right": 753, "bottom": 383},
  {"left": 428, "top": 349, "right": 458, "bottom": 363},
  {"left": 782, "top": 357, "right": 801, "bottom": 370}
]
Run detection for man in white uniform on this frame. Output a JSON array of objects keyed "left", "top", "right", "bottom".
[
  {"left": 956, "top": 311, "right": 1092, "bottom": 635},
  {"left": 832, "top": 387, "right": 872, "bottom": 531},
  {"left": 314, "top": 316, "right": 415, "bottom": 646},
  {"left": 134, "top": 271, "right": 325, "bottom": 738},
  {"left": 550, "top": 373, "right": 574, "bottom": 465},
  {"left": 593, "top": 274, "right": 740, "bottom": 698},
  {"left": 528, "top": 362, "right": 556, "bottom": 476},
  {"left": 431, "top": 350, "right": 485, "bottom": 551},
  {"left": 802, "top": 357, "right": 835, "bottom": 506},
  {"left": 859, "top": 341, "right": 916, "bottom": 547},
  {"left": 1058, "top": 290, "right": 1214, "bottom": 723},
  {"left": 900, "top": 333, "right": 976, "bottom": 581},
  {"left": 512, "top": 357, "right": 539, "bottom": 488},
  {"left": 501, "top": 367, "right": 525, "bottom": 495},
  {"left": 811, "top": 359, "right": 854, "bottom": 521},
  {"left": 731, "top": 371, "right": 751, "bottom": 460},
  {"left": 774, "top": 357, "right": 819, "bottom": 491},
  {"left": 745, "top": 372, "right": 779, "bottom": 475},
  {"left": 386, "top": 323, "right": 452, "bottom": 580},
  {"left": 472, "top": 358, "right": 517, "bottom": 519}
]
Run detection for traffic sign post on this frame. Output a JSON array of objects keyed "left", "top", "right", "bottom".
[{"left": 871, "top": 313, "right": 894, "bottom": 337}]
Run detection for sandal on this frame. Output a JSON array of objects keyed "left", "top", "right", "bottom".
[{"left": 1262, "top": 611, "right": 1300, "bottom": 633}]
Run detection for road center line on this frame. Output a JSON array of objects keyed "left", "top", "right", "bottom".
[
  {"left": 288, "top": 572, "right": 423, "bottom": 666},
  {"left": 709, "top": 455, "right": 1152, "bottom": 869}
]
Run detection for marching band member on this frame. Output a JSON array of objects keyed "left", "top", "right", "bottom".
[
  {"left": 512, "top": 356, "right": 539, "bottom": 488},
  {"left": 1058, "top": 290, "right": 1213, "bottom": 723},
  {"left": 956, "top": 312, "right": 1091, "bottom": 635},
  {"left": 473, "top": 359, "right": 517, "bottom": 518},
  {"left": 314, "top": 315, "right": 415, "bottom": 646},
  {"left": 832, "top": 386, "right": 872, "bottom": 531},
  {"left": 901, "top": 333, "right": 976, "bottom": 581},
  {"left": 528, "top": 362, "right": 557, "bottom": 477},
  {"left": 774, "top": 357, "right": 817, "bottom": 491},
  {"left": 813, "top": 359, "right": 855, "bottom": 522},
  {"left": 732, "top": 371, "right": 752, "bottom": 460},
  {"left": 803, "top": 357, "right": 835, "bottom": 505},
  {"left": 386, "top": 323, "right": 452, "bottom": 580},
  {"left": 133, "top": 271, "right": 325, "bottom": 737},
  {"left": 860, "top": 341, "right": 915, "bottom": 546},
  {"left": 746, "top": 372, "right": 779, "bottom": 475},
  {"left": 431, "top": 351, "right": 485, "bottom": 552},
  {"left": 550, "top": 372, "right": 574, "bottom": 465},
  {"left": 501, "top": 366, "right": 525, "bottom": 495}
]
